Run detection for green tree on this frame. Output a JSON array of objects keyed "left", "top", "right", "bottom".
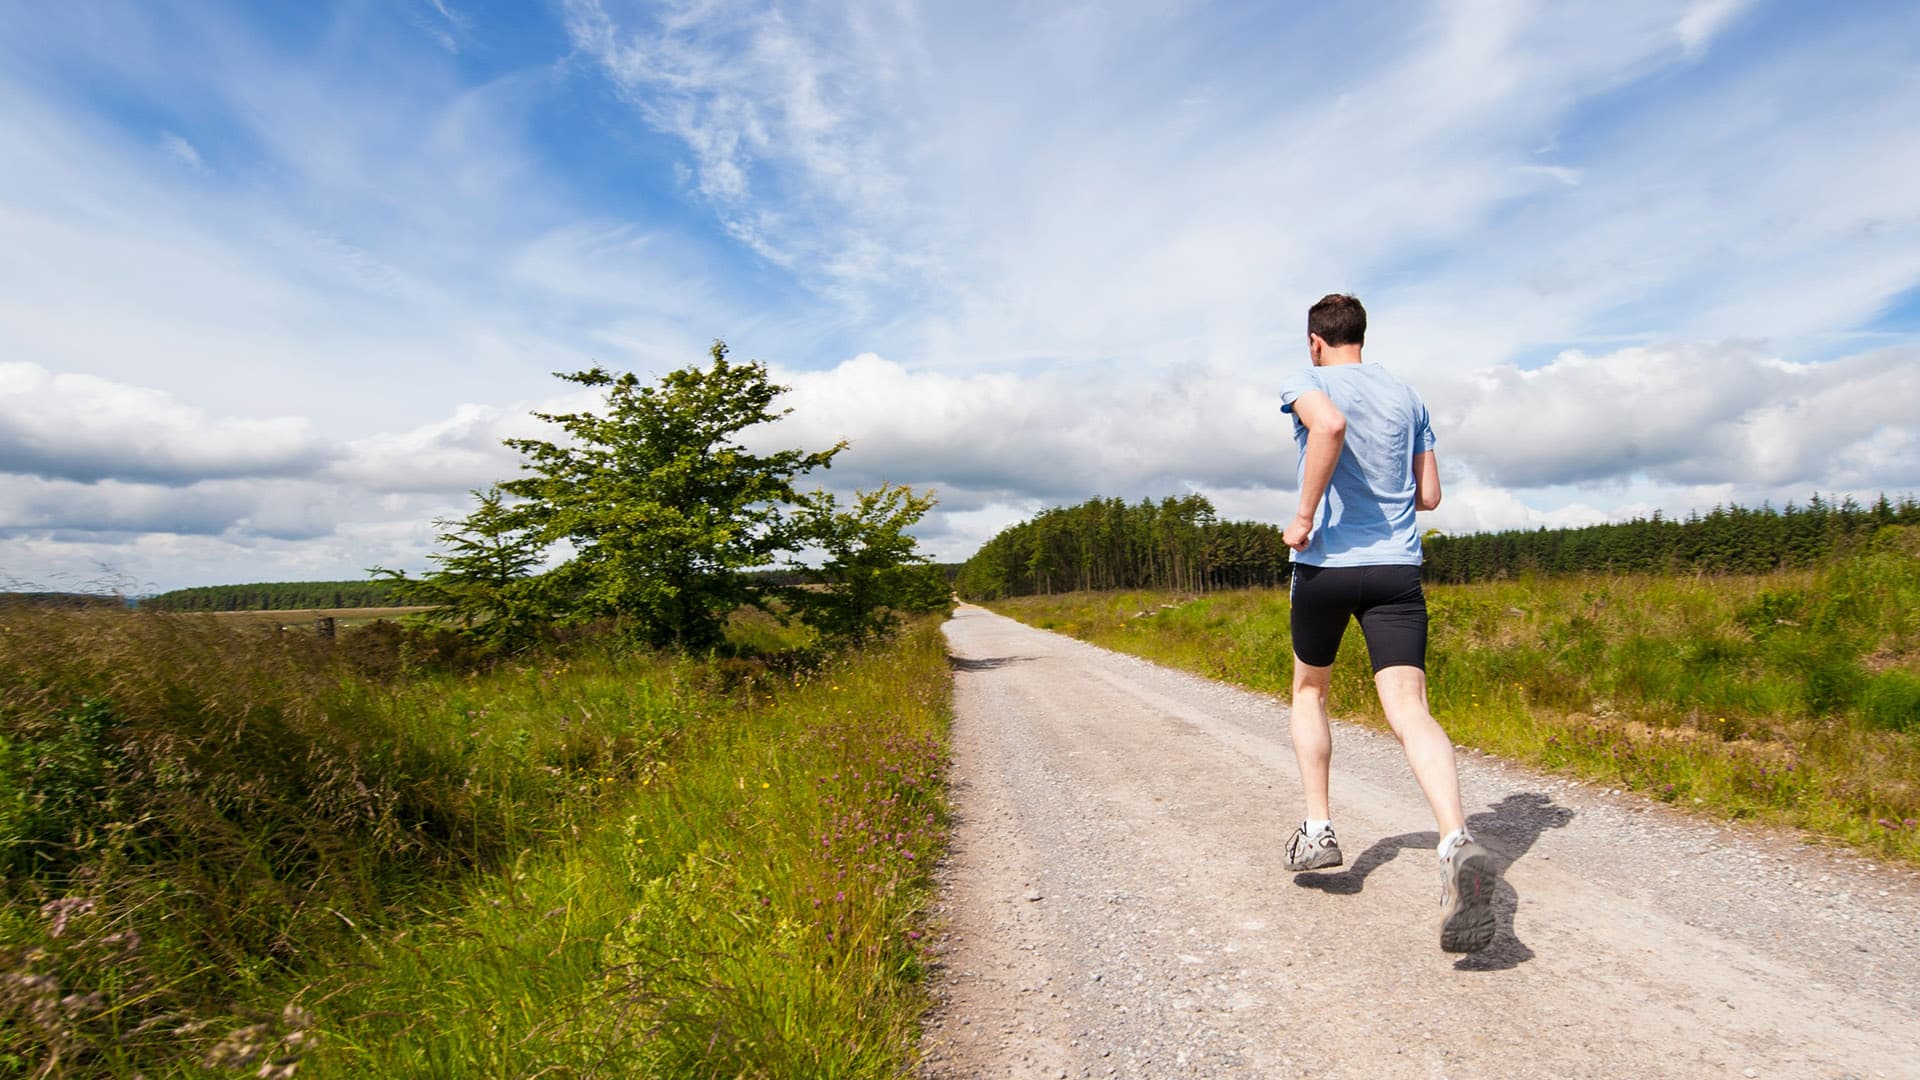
[
  {"left": 370, "top": 485, "right": 548, "bottom": 650},
  {"left": 502, "top": 342, "right": 844, "bottom": 649},
  {"left": 789, "top": 485, "right": 946, "bottom": 643}
]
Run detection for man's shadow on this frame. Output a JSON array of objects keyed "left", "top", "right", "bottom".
[{"left": 1292, "top": 792, "right": 1574, "bottom": 971}]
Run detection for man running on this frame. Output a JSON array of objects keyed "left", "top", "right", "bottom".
[{"left": 1278, "top": 293, "right": 1497, "bottom": 953}]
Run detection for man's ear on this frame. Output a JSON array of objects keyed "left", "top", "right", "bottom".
[{"left": 1308, "top": 332, "right": 1324, "bottom": 362}]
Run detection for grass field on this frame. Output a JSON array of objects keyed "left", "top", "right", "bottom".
[
  {"left": 986, "top": 529, "right": 1920, "bottom": 865},
  {"left": 204, "top": 605, "right": 434, "bottom": 629},
  {"left": 1, "top": 605, "right": 952, "bottom": 1077}
]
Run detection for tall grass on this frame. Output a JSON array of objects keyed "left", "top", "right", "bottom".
[
  {"left": 1, "top": 605, "right": 950, "bottom": 1077},
  {"left": 301, "top": 624, "right": 950, "bottom": 1077},
  {"left": 990, "top": 527, "right": 1920, "bottom": 864}
]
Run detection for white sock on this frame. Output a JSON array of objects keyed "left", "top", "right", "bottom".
[
  {"left": 1438, "top": 827, "right": 1471, "bottom": 859},
  {"left": 1304, "top": 818, "right": 1332, "bottom": 838}
]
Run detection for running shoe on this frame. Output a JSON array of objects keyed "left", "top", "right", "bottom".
[
  {"left": 1438, "top": 837, "right": 1498, "bottom": 953},
  {"left": 1284, "top": 823, "right": 1343, "bottom": 871}
]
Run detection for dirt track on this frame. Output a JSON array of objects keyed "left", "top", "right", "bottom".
[{"left": 917, "top": 604, "right": 1920, "bottom": 1079}]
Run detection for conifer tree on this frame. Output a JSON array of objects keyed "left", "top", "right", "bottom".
[{"left": 371, "top": 485, "right": 547, "bottom": 649}]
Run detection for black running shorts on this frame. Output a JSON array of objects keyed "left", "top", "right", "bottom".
[{"left": 1288, "top": 563, "right": 1428, "bottom": 672}]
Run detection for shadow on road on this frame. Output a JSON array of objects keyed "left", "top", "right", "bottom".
[
  {"left": 948, "top": 654, "right": 1039, "bottom": 672},
  {"left": 1292, "top": 792, "right": 1575, "bottom": 970}
]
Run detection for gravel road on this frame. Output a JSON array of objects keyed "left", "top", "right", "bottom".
[{"left": 917, "top": 604, "right": 1920, "bottom": 1079}]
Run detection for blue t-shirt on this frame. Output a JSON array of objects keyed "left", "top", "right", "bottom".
[{"left": 1279, "top": 363, "right": 1436, "bottom": 567}]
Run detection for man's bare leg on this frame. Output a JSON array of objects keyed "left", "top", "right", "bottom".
[
  {"left": 1372, "top": 664, "right": 1466, "bottom": 837},
  {"left": 1375, "top": 664, "right": 1496, "bottom": 951},
  {"left": 1290, "top": 658, "right": 1335, "bottom": 822}
]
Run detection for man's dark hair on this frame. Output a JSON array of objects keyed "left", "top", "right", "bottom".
[{"left": 1308, "top": 293, "right": 1367, "bottom": 347}]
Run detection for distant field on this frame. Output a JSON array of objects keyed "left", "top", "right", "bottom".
[{"left": 203, "top": 605, "right": 433, "bottom": 628}]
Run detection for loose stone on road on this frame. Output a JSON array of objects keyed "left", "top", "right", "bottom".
[{"left": 918, "top": 604, "right": 1920, "bottom": 1079}]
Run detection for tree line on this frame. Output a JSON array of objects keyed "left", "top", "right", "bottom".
[
  {"left": 143, "top": 581, "right": 397, "bottom": 611},
  {"left": 958, "top": 492, "right": 1920, "bottom": 600},
  {"left": 1421, "top": 493, "right": 1920, "bottom": 583},
  {"left": 954, "top": 495, "right": 1291, "bottom": 600}
]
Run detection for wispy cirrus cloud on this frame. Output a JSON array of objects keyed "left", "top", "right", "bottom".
[
  {"left": 562, "top": 0, "right": 929, "bottom": 311},
  {"left": 564, "top": 0, "right": 1859, "bottom": 376},
  {"left": 1675, "top": 0, "right": 1756, "bottom": 58}
]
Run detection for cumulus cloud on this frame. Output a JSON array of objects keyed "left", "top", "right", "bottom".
[
  {"left": 747, "top": 340, "right": 1920, "bottom": 558},
  {"left": 0, "top": 362, "right": 329, "bottom": 485},
  {"left": 329, "top": 401, "right": 550, "bottom": 495},
  {"left": 762, "top": 352, "right": 1296, "bottom": 505},
  {"left": 1434, "top": 344, "right": 1920, "bottom": 491},
  {"left": 0, "top": 472, "right": 392, "bottom": 542}
]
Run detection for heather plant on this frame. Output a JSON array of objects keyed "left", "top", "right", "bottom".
[{"left": 989, "top": 530, "right": 1920, "bottom": 863}]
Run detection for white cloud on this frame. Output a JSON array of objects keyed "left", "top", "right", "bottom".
[
  {"left": 413, "top": 0, "right": 468, "bottom": 53},
  {"left": 0, "top": 474, "right": 373, "bottom": 542},
  {"left": 328, "top": 398, "right": 584, "bottom": 495},
  {"left": 763, "top": 351, "right": 1295, "bottom": 503},
  {"left": 1675, "top": 0, "right": 1753, "bottom": 58},
  {"left": 0, "top": 362, "right": 327, "bottom": 484},
  {"left": 562, "top": 0, "right": 927, "bottom": 312},
  {"left": 159, "top": 130, "right": 207, "bottom": 172},
  {"left": 1516, "top": 164, "right": 1582, "bottom": 187},
  {"left": 1434, "top": 344, "right": 1920, "bottom": 492}
]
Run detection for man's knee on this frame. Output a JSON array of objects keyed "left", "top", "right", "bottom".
[
  {"left": 1292, "top": 659, "right": 1333, "bottom": 698},
  {"left": 1372, "top": 663, "right": 1428, "bottom": 709}
]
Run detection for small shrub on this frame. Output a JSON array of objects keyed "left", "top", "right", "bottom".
[
  {"left": 1740, "top": 588, "right": 1807, "bottom": 634},
  {"left": 1799, "top": 647, "right": 1866, "bottom": 716},
  {"left": 335, "top": 618, "right": 483, "bottom": 677}
]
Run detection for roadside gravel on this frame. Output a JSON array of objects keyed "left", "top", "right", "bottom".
[{"left": 917, "top": 604, "right": 1920, "bottom": 1079}]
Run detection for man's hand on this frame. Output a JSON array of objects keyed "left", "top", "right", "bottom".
[{"left": 1284, "top": 514, "right": 1313, "bottom": 551}]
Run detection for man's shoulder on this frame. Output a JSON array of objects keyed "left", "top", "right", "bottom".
[
  {"left": 1280, "top": 366, "right": 1324, "bottom": 390},
  {"left": 1278, "top": 366, "right": 1325, "bottom": 411}
]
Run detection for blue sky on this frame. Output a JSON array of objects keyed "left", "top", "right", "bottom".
[{"left": 2, "top": 0, "right": 1918, "bottom": 592}]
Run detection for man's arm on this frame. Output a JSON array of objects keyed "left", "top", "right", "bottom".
[
  {"left": 1415, "top": 450, "right": 1441, "bottom": 511},
  {"left": 1283, "top": 390, "right": 1346, "bottom": 551}
]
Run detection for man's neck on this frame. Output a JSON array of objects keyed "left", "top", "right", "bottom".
[{"left": 1314, "top": 344, "right": 1364, "bottom": 367}]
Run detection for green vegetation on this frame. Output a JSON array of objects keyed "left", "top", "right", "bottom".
[
  {"left": 0, "top": 605, "right": 950, "bottom": 1076},
  {"left": 378, "top": 341, "right": 948, "bottom": 653},
  {"left": 4, "top": 343, "right": 956, "bottom": 1077},
  {"left": 142, "top": 580, "right": 398, "bottom": 611},
  {"left": 788, "top": 486, "right": 953, "bottom": 644},
  {"left": 987, "top": 527, "right": 1920, "bottom": 864},
  {"left": 956, "top": 492, "right": 1920, "bottom": 601}
]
